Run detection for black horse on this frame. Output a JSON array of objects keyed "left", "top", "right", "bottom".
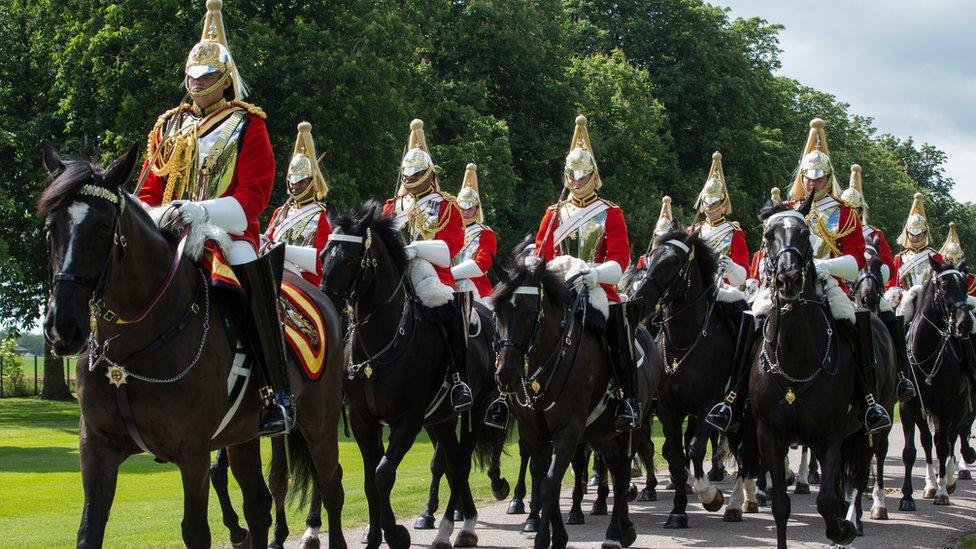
[
  {"left": 320, "top": 202, "right": 497, "bottom": 549},
  {"left": 898, "top": 256, "right": 973, "bottom": 510},
  {"left": 493, "top": 256, "right": 659, "bottom": 549},
  {"left": 39, "top": 142, "right": 346, "bottom": 548},
  {"left": 626, "top": 229, "right": 738, "bottom": 528}
]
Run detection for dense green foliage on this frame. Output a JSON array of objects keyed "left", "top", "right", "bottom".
[{"left": 2, "top": 0, "right": 974, "bottom": 330}]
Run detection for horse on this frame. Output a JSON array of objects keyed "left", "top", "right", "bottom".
[
  {"left": 750, "top": 194, "right": 889, "bottom": 548},
  {"left": 897, "top": 256, "right": 973, "bottom": 511},
  {"left": 493, "top": 256, "right": 660, "bottom": 549},
  {"left": 625, "top": 229, "right": 740, "bottom": 528},
  {"left": 39, "top": 141, "right": 346, "bottom": 548},
  {"left": 848, "top": 235, "right": 899, "bottom": 522},
  {"left": 320, "top": 202, "right": 497, "bottom": 549}
]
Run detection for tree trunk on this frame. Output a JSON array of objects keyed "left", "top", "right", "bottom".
[{"left": 40, "top": 341, "right": 73, "bottom": 401}]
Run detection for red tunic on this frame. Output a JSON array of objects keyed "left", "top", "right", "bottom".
[
  {"left": 748, "top": 249, "right": 765, "bottom": 281},
  {"left": 968, "top": 273, "right": 976, "bottom": 297},
  {"left": 728, "top": 229, "right": 750, "bottom": 271},
  {"left": 264, "top": 205, "right": 331, "bottom": 287},
  {"left": 382, "top": 193, "right": 464, "bottom": 289},
  {"left": 888, "top": 249, "right": 945, "bottom": 289},
  {"left": 138, "top": 105, "right": 275, "bottom": 250},
  {"left": 535, "top": 200, "right": 630, "bottom": 302},
  {"left": 463, "top": 225, "right": 497, "bottom": 298}
]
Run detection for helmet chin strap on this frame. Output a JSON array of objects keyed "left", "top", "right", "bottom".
[
  {"left": 186, "top": 72, "right": 229, "bottom": 99},
  {"left": 287, "top": 181, "right": 316, "bottom": 204}
]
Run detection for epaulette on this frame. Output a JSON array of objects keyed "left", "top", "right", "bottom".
[
  {"left": 229, "top": 100, "right": 267, "bottom": 119},
  {"left": 730, "top": 220, "right": 741, "bottom": 230}
]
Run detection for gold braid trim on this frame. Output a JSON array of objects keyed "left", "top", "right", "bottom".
[
  {"left": 229, "top": 100, "right": 266, "bottom": 119},
  {"left": 146, "top": 105, "right": 195, "bottom": 204},
  {"left": 806, "top": 206, "right": 857, "bottom": 257},
  {"left": 409, "top": 192, "right": 459, "bottom": 241}
]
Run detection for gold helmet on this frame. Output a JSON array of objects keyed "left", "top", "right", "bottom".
[
  {"left": 185, "top": 0, "right": 247, "bottom": 100},
  {"left": 769, "top": 186, "right": 782, "bottom": 206},
  {"left": 564, "top": 115, "right": 601, "bottom": 194},
  {"left": 790, "top": 118, "right": 841, "bottom": 201},
  {"left": 286, "top": 122, "right": 328, "bottom": 200},
  {"left": 940, "top": 221, "right": 964, "bottom": 263},
  {"left": 898, "top": 192, "right": 929, "bottom": 249},
  {"left": 695, "top": 151, "right": 732, "bottom": 215},
  {"left": 399, "top": 119, "right": 436, "bottom": 195},
  {"left": 840, "top": 164, "right": 868, "bottom": 222},
  {"left": 456, "top": 163, "right": 483, "bottom": 224},
  {"left": 654, "top": 196, "right": 674, "bottom": 236}
]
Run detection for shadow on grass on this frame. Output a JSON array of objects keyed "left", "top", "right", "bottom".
[{"left": 0, "top": 445, "right": 179, "bottom": 474}]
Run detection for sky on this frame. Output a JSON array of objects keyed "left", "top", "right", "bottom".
[{"left": 712, "top": 0, "right": 976, "bottom": 202}]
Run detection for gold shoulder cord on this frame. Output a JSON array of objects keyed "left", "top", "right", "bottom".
[
  {"left": 409, "top": 193, "right": 458, "bottom": 241},
  {"left": 807, "top": 206, "right": 858, "bottom": 257},
  {"left": 147, "top": 105, "right": 197, "bottom": 204}
]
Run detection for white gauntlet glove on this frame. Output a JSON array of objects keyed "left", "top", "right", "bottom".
[
  {"left": 579, "top": 268, "right": 600, "bottom": 289},
  {"left": 814, "top": 259, "right": 831, "bottom": 281},
  {"left": 403, "top": 245, "right": 419, "bottom": 261},
  {"left": 177, "top": 201, "right": 209, "bottom": 226}
]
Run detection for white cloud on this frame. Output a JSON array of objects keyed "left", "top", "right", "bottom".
[{"left": 713, "top": 0, "right": 976, "bottom": 202}]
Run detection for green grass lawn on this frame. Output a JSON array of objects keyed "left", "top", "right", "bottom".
[
  {"left": 0, "top": 398, "right": 666, "bottom": 547},
  {"left": 960, "top": 532, "right": 976, "bottom": 549}
]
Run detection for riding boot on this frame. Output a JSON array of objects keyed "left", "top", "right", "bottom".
[
  {"left": 882, "top": 312, "right": 916, "bottom": 402},
  {"left": 484, "top": 397, "right": 509, "bottom": 430},
  {"left": 706, "top": 311, "right": 759, "bottom": 433},
  {"left": 443, "top": 292, "right": 473, "bottom": 412},
  {"left": 232, "top": 244, "right": 296, "bottom": 437},
  {"left": 849, "top": 310, "right": 891, "bottom": 434},
  {"left": 607, "top": 300, "right": 641, "bottom": 431}
]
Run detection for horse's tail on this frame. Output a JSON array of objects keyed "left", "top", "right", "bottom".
[
  {"left": 470, "top": 410, "right": 510, "bottom": 471},
  {"left": 284, "top": 428, "right": 318, "bottom": 508}
]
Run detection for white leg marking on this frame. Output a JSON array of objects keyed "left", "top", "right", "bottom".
[
  {"left": 872, "top": 484, "right": 886, "bottom": 510},
  {"left": 936, "top": 473, "right": 948, "bottom": 498},
  {"left": 947, "top": 457, "right": 957, "bottom": 491},
  {"left": 300, "top": 526, "right": 320, "bottom": 544},
  {"left": 728, "top": 476, "right": 745, "bottom": 510},
  {"left": 461, "top": 515, "right": 477, "bottom": 534},
  {"left": 433, "top": 517, "right": 454, "bottom": 546},
  {"left": 925, "top": 462, "right": 938, "bottom": 491},
  {"left": 797, "top": 448, "right": 810, "bottom": 485},
  {"left": 744, "top": 477, "right": 758, "bottom": 503},
  {"left": 692, "top": 476, "right": 718, "bottom": 504}
]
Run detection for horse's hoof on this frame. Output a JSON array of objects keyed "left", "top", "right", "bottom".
[
  {"left": 723, "top": 508, "right": 742, "bottom": 522},
  {"left": 231, "top": 530, "right": 250, "bottom": 549},
  {"left": 588, "top": 473, "right": 601, "bottom": 487},
  {"left": 756, "top": 493, "right": 768, "bottom": 506},
  {"left": 507, "top": 499, "right": 525, "bottom": 515},
  {"left": 627, "top": 483, "right": 638, "bottom": 502},
  {"left": 948, "top": 481, "right": 957, "bottom": 495},
  {"left": 414, "top": 513, "right": 436, "bottom": 530},
  {"left": 923, "top": 487, "right": 936, "bottom": 499},
  {"left": 492, "top": 478, "right": 511, "bottom": 501},
  {"left": 636, "top": 487, "right": 657, "bottom": 502},
  {"left": 702, "top": 489, "right": 724, "bottom": 512},
  {"left": 958, "top": 469, "right": 972, "bottom": 480},
  {"left": 521, "top": 517, "right": 539, "bottom": 533},
  {"left": 453, "top": 509, "right": 464, "bottom": 522},
  {"left": 963, "top": 446, "right": 976, "bottom": 464},
  {"left": 744, "top": 501, "right": 760, "bottom": 513},
  {"left": 808, "top": 469, "right": 821, "bottom": 485},
  {"left": 567, "top": 509, "right": 585, "bottom": 525},
  {"left": 870, "top": 506, "right": 889, "bottom": 520},
  {"left": 431, "top": 541, "right": 452, "bottom": 549},
  {"left": 620, "top": 523, "right": 638, "bottom": 548},
  {"left": 590, "top": 499, "right": 608, "bottom": 515},
  {"left": 300, "top": 535, "right": 321, "bottom": 549},
  {"left": 268, "top": 541, "right": 284, "bottom": 549},
  {"left": 708, "top": 467, "right": 727, "bottom": 483},
  {"left": 853, "top": 520, "right": 864, "bottom": 537},
  {"left": 794, "top": 483, "right": 811, "bottom": 495},
  {"left": 600, "top": 542, "right": 622, "bottom": 549},
  {"left": 828, "top": 519, "right": 856, "bottom": 546},
  {"left": 898, "top": 498, "right": 916, "bottom": 512},
  {"left": 386, "top": 525, "right": 410, "bottom": 549},
  {"left": 454, "top": 530, "right": 478, "bottom": 548},
  {"left": 933, "top": 494, "right": 950, "bottom": 506},
  {"left": 664, "top": 513, "right": 688, "bottom": 529}
]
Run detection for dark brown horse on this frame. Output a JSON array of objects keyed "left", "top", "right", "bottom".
[
  {"left": 626, "top": 229, "right": 738, "bottom": 528},
  {"left": 39, "top": 142, "right": 346, "bottom": 548},
  {"left": 321, "top": 202, "right": 497, "bottom": 549},
  {"left": 898, "top": 256, "right": 972, "bottom": 510},
  {"left": 493, "top": 257, "right": 659, "bottom": 549}
]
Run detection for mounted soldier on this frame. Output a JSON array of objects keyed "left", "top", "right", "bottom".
[
  {"left": 136, "top": 0, "right": 293, "bottom": 436},
  {"left": 635, "top": 195, "right": 675, "bottom": 270},
  {"left": 534, "top": 115, "right": 639, "bottom": 431},
  {"left": 691, "top": 152, "right": 749, "bottom": 290},
  {"left": 841, "top": 163, "right": 916, "bottom": 402},
  {"left": 938, "top": 222, "right": 976, "bottom": 385},
  {"left": 707, "top": 118, "right": 891, "bottom": 434},
  {"left": 382, "top": 119, "right": 473, "bottom": 411},
  {"left": 261, "top": 121, "right": 331, "bottom": 287},
  {"left": 450, "top": 163, "right": 497, "bottom": 303},
  {"left": 885, "top": 193, "right": 943, "bottom": 309}
]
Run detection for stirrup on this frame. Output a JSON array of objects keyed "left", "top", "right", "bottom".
[
  {"left": 484, "top": 398, "right": 509, "bottom": 430},
  {"left": 705, "top": 401, "right": 733, "bottom": 432},
  {"left": 450, "top": 380, "right": 473, "bottom": 412},
  {"left": 896, "top": 378, "right": 916, "bottom": 403},
  {"left": 863, "top": 400, "right": 891, "bottom": 434},
  {"left": 614, "top": 399, "right": 640, "bottom": 431},
  {"left": 259, "top": 399, "right": 296, "bottom": 437}
]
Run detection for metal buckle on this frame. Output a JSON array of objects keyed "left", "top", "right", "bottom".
[{"left": 102, "top": 309, "right": 118, "bottom": 322}]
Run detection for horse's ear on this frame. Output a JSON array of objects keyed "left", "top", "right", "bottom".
[
  {"left": 929, "top": 253, "right": 944, "bottom": 273},
  {"left": 41, "top": 140, "right": 66, "bottom": 176},
  {"left": 668, "top": 219, "right": 681, "bottom": 233},
  {"left": 870, "top": 235, "right": 881, "bottom": 249},
  {"left": 796, "top": 191, "right": 815, "bottom": 217},
  {"left": 103, "top": 143, "right": 139, "bottom": 189},
  {"left": 325, "top": 202, "right": 339, "bottom": 227},
  {"left": 686, "top": 226, "right": 701, "bottom": 244},
  {"left": 358, "top": 204, "right": 377, "bottom": 233},
  {"left": 958, "top": 259, "right": 969, "bottom": 273}
]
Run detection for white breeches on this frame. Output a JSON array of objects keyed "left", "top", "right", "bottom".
[{"left": 228, "top": 240, "right": 257, "bottom": 265}]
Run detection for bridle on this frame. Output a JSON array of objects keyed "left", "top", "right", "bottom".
[
  {"left": 907, "top": 268, "right": 971, "bottom": 386},
  {"left": 325, "top": 230, "right": 413, "bottom": 379},
  {"left": 851, "top": 245, "right": 882, "bottom": 309}
]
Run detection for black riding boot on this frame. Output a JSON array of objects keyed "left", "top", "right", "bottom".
[
  {"left": 608, "top": 300, "right": 641, "bottom": 431},
  {"left": 849, "top": 311, "right": 891, "bottom": 434},
  {"left": 706, "top": 311, "right": 759, "bottom": 433},
  {"left": 232, "top": 244, "right": 296, "bottom": 437},
  {"left": 444, "top": 293, "right": 473, "bottom": 412},
  {"left": 881, "top": 311, "right": 916, "bottom": 402}
]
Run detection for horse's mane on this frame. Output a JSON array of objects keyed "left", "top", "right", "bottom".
[
  {"left": 37, "top": 160, "right": 102, "bottom": 216},
  {"left": 493, "top": 260, "right": 573, "bottom": 311},
  {"left": 333, "top": 200, "right": 407, "bottom": 272},
  {"left": 653, "top": 229, "right": 719, "bottom": 285}
]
